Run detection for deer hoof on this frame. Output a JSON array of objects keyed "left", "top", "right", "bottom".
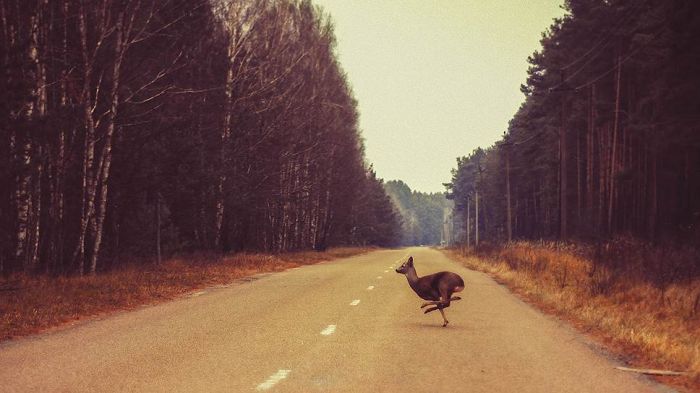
[{"left": 442, "top": 321, "right": 448, "bottom": 327}]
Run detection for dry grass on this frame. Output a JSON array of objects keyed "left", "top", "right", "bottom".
[
  {"left": 445, "top": 242, "right": 700, "bottom": 391},
  {"left": 0, "top": 247, "right": 373, "bottom": 341}
]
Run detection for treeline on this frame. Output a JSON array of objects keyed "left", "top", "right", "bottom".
[
  {"left": 446, "top": 0, "right": 700, "bottom": 245},
  {"left": 384, "top": 180, "right": 450, "bottom": 246},
  {"left": 0, "top": 0, "right": 400, "bottom": 276}
]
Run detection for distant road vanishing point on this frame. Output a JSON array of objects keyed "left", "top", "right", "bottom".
[{"left": 0, "top": 248, "right": 673, "bottom": 392}]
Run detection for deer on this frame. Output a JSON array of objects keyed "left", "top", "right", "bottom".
[{"left": 395, "top": 256, "right": 464, "bottom": 327}]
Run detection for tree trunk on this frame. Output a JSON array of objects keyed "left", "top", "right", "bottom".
[
  {"left": 576, "top": 123, "right": 582, "bottom": 225},
  {"left": 475, "top": 189, "right": 479, "bottom": 247},
  {"left": 608, "top": 53, "right": 622, "bottom": 234},
  {"left": 647, "top": 150, "right": 657, "bottom": 241},
  {"left": 586, "top": 84, "right": 595, "bottom": 220},
  {"left": 466, "top": 195, "right": 470, "bottom": 247},
  {"left": 505, "top": 145, "right": 512, "bottom": 242},
  {"left": 27, "top": 1, "right": 47, "bottom": 272},
  {"left": 88, "top": 8, "right": 125, "bottom": 275},
  {"left": 559, "top": 116, "right": 568, "bottom": 240},
  {"left": 27, "top": 155, "right": 41, "bottom": 272},
  {"left": 156, "top": 193, "right": 161, "bottom": 264},
  {"left": 215, "top": 51, "right": 234, "bottom": 250},
  {"left": 598, "top": 124, "right": 607, "bottom": 233},
  {"left": 72, "top": 2, "right": 99, "bottom": 275},
  {"left": 13, "top": 134, "right": 32, "bottom": 272},
  {"left": 50, "top": 0, "right": 69, "bottom": 274}
]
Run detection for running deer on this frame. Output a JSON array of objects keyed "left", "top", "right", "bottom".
[{"left": 395, "top": 256, "right": 464, "bottom": 327}]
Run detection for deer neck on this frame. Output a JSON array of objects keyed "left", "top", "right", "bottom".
[{"left": 405, "top": 267, "right": 421, "bottom": 291}]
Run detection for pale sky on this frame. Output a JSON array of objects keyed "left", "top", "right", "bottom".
[{"left": 312, "top": 0, "right": 565, "bottom": 193}]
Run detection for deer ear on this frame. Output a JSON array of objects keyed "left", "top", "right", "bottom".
[{"left": 407, "top": 256, "right": 413, "bottom": 265}]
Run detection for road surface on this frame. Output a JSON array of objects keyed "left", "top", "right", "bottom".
[{"left": 0, "top": 247, "right": 674, "bottom": 392}]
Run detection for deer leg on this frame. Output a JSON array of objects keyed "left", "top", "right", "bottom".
[
  {"left": 423, "top": 306, "right": 439, "bottom": 314},
  {"left": 420, "top": 297, "right": 461, "bottom": 308},
  {"left": 438, "top": 292, "right": 452, "bottom": 327},
  {"left": 439, "top": 308, "right": 449, "bottom": 327},
  {"left": 425, "top": 303, "right": 451, "bottom": 324}
]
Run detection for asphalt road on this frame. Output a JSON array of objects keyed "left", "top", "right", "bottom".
[{"left": 0, "top": 247, "right": 675, "bottom": 392}]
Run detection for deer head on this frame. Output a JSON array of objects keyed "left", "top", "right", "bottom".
[{"left": 395, "top": 256, "right": 413, "bottom": 274}]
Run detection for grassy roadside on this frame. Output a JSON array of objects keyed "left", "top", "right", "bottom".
[
  {"left": 443, "top": 243, "right": 700, "bottom": 391},
  {"left": 0, "top": 247, "right": 374, "bottom": 342}
]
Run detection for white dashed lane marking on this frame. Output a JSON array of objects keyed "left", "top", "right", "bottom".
[
  {"left": 256, "top": 369, "right": 291, "bottom": 391},
  {"left": 367, "top": 285, "right": 374, "bottom": 290},
  {"left": 349, "top": 299, "right": 360, "bottom": 306},
  {"left": 320, "top": 325, "right": 336, "bottom": 336}
]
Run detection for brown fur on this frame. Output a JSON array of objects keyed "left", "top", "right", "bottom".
[{"left": 395, "top": 256, "right": 465, "bottom": 327}]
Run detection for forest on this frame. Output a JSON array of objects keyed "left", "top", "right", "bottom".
[
  {"left": 443, "top": 2, "right": 700, "bottom": 380},
  {"left": 446, "top": 0, "right": 700, "bottom": 248},
  {"left": 384, "top": 180, "right": 451, "bottom": 246},
  {"left": 0, "top": 0, "right": 402, "bottom": 276}
]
